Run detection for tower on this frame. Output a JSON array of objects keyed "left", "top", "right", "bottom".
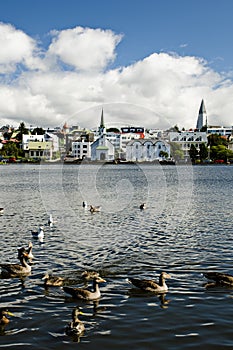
[
  {"left": 98, "top": 108, "right": 106, "bottom": 136},
  {"left": 196, "top": 99, "right": 207, "bottom": 130}
]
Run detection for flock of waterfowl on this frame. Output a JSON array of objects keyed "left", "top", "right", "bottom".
[{"left": 1, "top": 205, "right": 233, "bottom": 340}]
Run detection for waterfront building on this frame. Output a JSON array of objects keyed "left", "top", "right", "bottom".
[
  {"left": 207, "top": 126, "right": 233, "bottom": 137},
  {"left": 126, "top": 139, "right": 170, "bottom": 162},
  {"left": 169, "top": 131, "right": 207, "bottom": 160},
  {"left": 91, "top": 109, "right": 115, "bottom": 161},
  {"left": 71, "top": 138, "right": 91, "bottom": 159}
]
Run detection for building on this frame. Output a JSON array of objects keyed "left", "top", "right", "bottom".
[
  {"left": 196, "top": 99, "right": 207, "bottom": 130},
  {"left": 207, "top": 126, "right": 233, "bottom": 137},
  {"left": 72, "top": 139, "right": 91, "bottom": 160},
  {"left": 126, "top": 139, "right": 170, "bottom": 162},
  {"left": 91, "top": 109, "right": 115, "bottom": 161},
  {"left": 169, "top": 131, "right": 207, "bottom": 159}
]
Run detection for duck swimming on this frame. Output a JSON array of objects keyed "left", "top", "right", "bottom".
[
  {"left": 65, "top": 307, "right": 85, "bottom": 337},
  {"left": 42, "top": 273, "right": 69, "bottom": 287},
  {"left": 128, "top": 271, "right": 171, "bottom": 293},
  {"left": 17, "top": 242, "right": 34, "bottom": 262},
  {"left": 82, "top": 201, "right": 88, "bottom": 208},
  {"left": 0, "top": 208, "right": 4, "bottom": 214},
  {"left": 0, "top": 309, "right": 15, "bottom": 325},
  {"left": 63, "top": 276, "right": 106, "bottom": 300},
  {"left": 89, "top": 205, "right": 101, "bottom": 213},
  {"left": 203, "top": 272, "right": 233, "bottom": 286},
  {"left": 81, "top": 270, "right": 99, "bottom": 281},
  {"left": 0, "top": 250, "right": 32, "bottom": 277},
  {"left": 139, "top": 203, "right": 146, "bottom": 210}
]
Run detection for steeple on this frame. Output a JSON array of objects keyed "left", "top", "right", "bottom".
[
  {"left": 98, "top": 108, "right": 106, "bottom": 135},
  {"left": 196, "top": 99, "right": 207, "bottom": 130}
]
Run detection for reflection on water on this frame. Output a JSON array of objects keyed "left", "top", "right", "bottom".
[{"left": 0, "top": 164, "right": 233, "bottom": 349}]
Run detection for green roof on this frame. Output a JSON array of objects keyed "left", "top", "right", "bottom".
[{"left": 96, "top": 146, "right": 109, "bottom": 150}]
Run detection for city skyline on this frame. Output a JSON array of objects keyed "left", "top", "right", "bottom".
[{"left": 0, "top": 1, "right": 233, "bottom": 130}]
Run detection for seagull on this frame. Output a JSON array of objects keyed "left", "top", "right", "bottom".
[
  {"left": 31, "top": 226, "right": 44, "bottom": 242},
  {"left": 63, "top": 276, "right": 106, "bottom": 300},
  {"left": 128, "top": 272, "right": 171, "bottom": 293},
  {"left": 82, "top": 201, "right": 88, "bottom": 208},
  {"left": 48, "top": 214, "right": 54, "bottom": 227}
]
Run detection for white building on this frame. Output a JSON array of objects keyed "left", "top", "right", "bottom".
[
  {"left": 169, "top": 131, "right": 207, "bottom": 159},
  {"left": 72, "top": 140, "right": 91, "bottom": 160},
  {"left": 126, "top": 139, "right": 170, "bottom": 162},
  {"left": 22, "top": 134, "right": 44, "bottom": 151},
  {"left": 207, "top": 126, "right": 232, "bottom": 137}
]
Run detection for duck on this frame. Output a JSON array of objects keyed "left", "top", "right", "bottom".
[
  {"left": 89, "top": 205, "right": 101, "bottom": 213},
  {"left": 128, "top": 271, "right": 171, "bottom": 293},
  {"left": 42, "top": 273, "right": 74, "bottom": 287},
  {"left": 203, "top": 271, "right": 233, "bottom": 286},
  {"left": 65, "top": 307, "right": 85, "bottom": 337},
  {"left": 31, "top": 226, "right": 44, "bottom": 242},
  {"left": 63, "top": 276, "right": 106, "bottom": 300},
  {"left": 0, "top": 308, "right": 15, "bottom": 325},
  {"left": 81, "top": 270, "right": 99, "bottom": 281},
  {"left": 0, "top": 208, "right": 4, "bottom": 214},
  {"left": 140, "top": 203, "right": 146, "bottom": 210},
  {"left": 17, "top": 242, "right": 34, "bottom": 262},
  {"left": 0, "top": 250, "right": 32, "bottom": 277}
]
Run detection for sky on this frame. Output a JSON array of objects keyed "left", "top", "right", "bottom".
[{"left": 0, "top": 0, "right": 233, "bottom": 130}]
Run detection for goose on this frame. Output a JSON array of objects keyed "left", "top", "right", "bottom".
[
  {"left": 31, "top": 226, "right": 44, "bottom": 242},
  {"left": 63, "top": 276, "right": 106, "bottom": 300},
  {"left": 0, "top": 250, "right": 32, "bottom": 277},
  {"left": 17, "top": 242, "right": 34, "bottom": 261},
  {"left": 203, "top": 271, "right": 233, "bottom": 286},
  {"left": 65, "top": 307, "right": 85, "bottom": 337},
  {"left": 0, "top": 309, "right": 15, "bottom": 325},
  {"left": 42, "top": 273, "right": 75, "bottom": 287},
  {"left": 0, "top": 208, "right": 4, "bottom": 214},
  {"left": 81, "top": 270, "right": 99, "bottom": 281},
  {"left": 128, "top": 271, "right": 171, "bottom": 293},
  {"left": 89, "top": 205, "right": 101, "bottom": 213},
  {"left": 140, "top": 203, "right": 146, "bottom": 210}
]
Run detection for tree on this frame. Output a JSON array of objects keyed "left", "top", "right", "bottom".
[
  {"left": 170, "top": 142, "right": 184, "bottom": 161},
  {"left": 189, "top": 144, "right": 198, "bottom": 163},
  {"left": 199, "top": 143, "right": 208, "bottom": 161},
  {"left": 16, "top": 122, "right": 29, "bottom": 142},
  {"left": 1, "top": 142, "right": 19, "bottom": 158},
  {"left": 32, "top": 127, "right": 45, "bottom": 135}
]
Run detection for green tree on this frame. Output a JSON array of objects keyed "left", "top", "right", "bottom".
[
  {"left": 1, "top": 142, "right": 19, "bottom": 158},
  {"left": 189, "top": 144, "right": 198, "bottom": 163},
  {"left": 170, "top": 142, "right": 184, "bottom": 161},
  {"left": 32, "top": 127, "right": 45, "bottom": 135},
  {"left": 199, "top": 143, "right": 208, "bottom": 161},
  {"left": 16, "top": 122, "right": 29, "bottom": 142}
]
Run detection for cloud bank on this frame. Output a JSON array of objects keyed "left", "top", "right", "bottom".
[{"left": 0, "top": 22, "right": 232, "bottom": 130}]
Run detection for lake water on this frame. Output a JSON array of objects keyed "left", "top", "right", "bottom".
[{"left": 0, "top": 163, "right": 233, "bottom": 349}]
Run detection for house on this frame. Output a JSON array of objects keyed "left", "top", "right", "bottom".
[{"left": 126, "top": 139, "right": 170, "bottom": 162}]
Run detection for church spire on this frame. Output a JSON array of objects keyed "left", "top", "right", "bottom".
[
  {"left": 196, "top": 99, "right": 207, "bottom": 130},
  {"left": 98, "top": 108, "right": 106, "bottom": 135}
]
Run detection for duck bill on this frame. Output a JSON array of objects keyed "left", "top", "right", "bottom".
[{"left": 6, "top": 311, "right": 15, "bottom": 316}]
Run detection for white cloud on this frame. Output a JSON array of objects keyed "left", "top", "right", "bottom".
[
  {"left": 0, "top": 24, "right": 232, "bottom": 130},
  {"left": 0, "top": 22, "right": 45, "bottom": 73},
  {"left": 47, "top": 26, "right": 122, "bottom": 72}
]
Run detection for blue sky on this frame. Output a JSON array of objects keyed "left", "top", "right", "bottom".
[{"left": 0, "top": 0, "right": 232, "bottom": 129}]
